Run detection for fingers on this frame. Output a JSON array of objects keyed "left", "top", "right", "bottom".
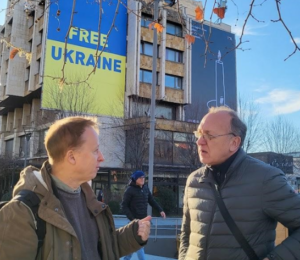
[
  {"left": 137, "top": 215, "right": 151, "bottom": 241},
  {"left": 161, "top": 212, "right": 166, "bottom": 218},
  {"left": 140, "top": 215, "right": 152, "bottom": 222}
]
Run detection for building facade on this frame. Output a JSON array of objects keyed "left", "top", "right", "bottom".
[{"left": 0, "top": 0, "right": 237, "bottom": 212}]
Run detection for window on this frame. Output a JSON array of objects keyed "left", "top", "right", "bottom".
[
  {"left": 140, "top": 69, "right": 152, "bottom": 84},
  {"left": 5, "top": 139, "right": 13, "bottom": 157},
  {"left": 166, "top": 48, "right": 183, "bottom": 63},
  {"left": 166, "top": 22, "right": 182, "bottom": 37},
  {"left": 139, "top": 69, "right": 158, "bottom": 84},
  {"left": 141, "top": 14, "right": 152, "bottom": 28},
  {"left": 37, "top": 129, "right": 48, "bottom": 155},
  {"left": 19, "top": 135, "right": 30, "bottom": 158},
  {"left": 165, "top": 74, "right": 182, "bottom": 89},
  {"left": 154, "top": 130, "right": 173, "bottom": 164},
  {"left": 140, "top": 42, "right": 158, "bottom": 57},
  {"left": 156, "top": 104, "right": 176, "bottom": 120}
]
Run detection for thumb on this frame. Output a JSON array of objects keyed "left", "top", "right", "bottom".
[{"left": 140, "top": 215, "right": 152, "bottom": 222}]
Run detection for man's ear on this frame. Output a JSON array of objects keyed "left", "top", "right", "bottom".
[
  {"left": 229, "top": 136, "right": 241, "bottom": 152},
  {"left": 66, "top": 150, "right": 76, "bottom": 165}
]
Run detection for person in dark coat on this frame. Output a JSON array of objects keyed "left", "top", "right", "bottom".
[
  {"left": 179, "top": 106, "right": 300, "bottom": 260},
  {"left": 121, "top": 170, "right": 166, "bottom": 260}
]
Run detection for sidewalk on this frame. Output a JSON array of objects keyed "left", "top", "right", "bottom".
[{"left": 121, "top": 254, "right": 176, "bottom": 260}]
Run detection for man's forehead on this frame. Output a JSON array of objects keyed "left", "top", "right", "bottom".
[{"left": 198, "top": 112, "right": 231, "bottom": 130}]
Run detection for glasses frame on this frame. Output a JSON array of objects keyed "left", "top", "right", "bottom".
[{"left": 193, "top": 131, "right": 236, "bottom": 141}]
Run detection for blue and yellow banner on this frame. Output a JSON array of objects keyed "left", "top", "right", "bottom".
[{"left": 42, "top": 0, "right": 127, "bottom": 117}]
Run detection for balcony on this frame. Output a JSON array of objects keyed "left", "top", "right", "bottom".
[
  {"left": 38, "top": 15, "right": 44, "bottom": 31},
  {"left": 34, "top": 74, "right": 40, "bottom": 88},
  {"left": 36, "top": 44, "right": 42, "bottom": 59},
  {"left": 124, "top": 116, "right": 196, "bottom": 133},
  {"left": 28, "top": 26, "right": 34, "bottom": 40}
]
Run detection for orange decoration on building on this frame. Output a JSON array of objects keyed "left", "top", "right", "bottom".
[
  {"left": 154, "top": 23, "right": 163, "bottom": 33},
  {"left": 149, "top": 22, "right": 164, "bottom": 33},
  {"left": 9, "top": 48, "right": 19, "bottom": 59},
  {"left": 185, "top": 34, "right": 195, "bottom": 44},
  {"left": 213, "top": 7, "right": 226, "bottom": 19},
  {"left": 195, "top": 6, "right": 204, "bottom": 21}
]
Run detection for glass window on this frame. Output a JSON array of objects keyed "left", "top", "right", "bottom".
[
  {"left": 156, "top": 104, "right": 175, "bottom": 120},
  {"left": 140, "top": 69, "right": 152, "bottom": 84},
  {"left": 140, "top": 69, "right": 158, "bottom": 84},
  {"left": 155, "top": 139, "right": 173, "bottom": 164},
  {"left": 166, "top": 22, "right": 182, "bottom": 37},
  {"left": 141, "top": 14, "right": 152, "bottom": 28},
  {"left": 19, "top": 134, "right": 32, "bottom": 158},
  {"left": 166, "top": 48, "right": 183, "bottom": 63},
  {"left": 37, "top": 129, "right": 48, "bottom": 155},
  {"left": 140, "top": 42, "right": 158, "bottom": 57},
  {"left": 5, "top": 139, "right": 13, "bottom": 157},
  {"left": 140, "top": 42, "right": 153, "bottom": 56},
  {"left": 165, "top": 74, "right": 182, "bottom": 89},
  {"left": 155, "top": 130, "right": 172, "bottom": 140}
]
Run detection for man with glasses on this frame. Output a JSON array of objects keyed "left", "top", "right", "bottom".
[
  {"left": 121, "top": 170, "right": 166, "bottom": 260},
  {"left": 179, "top": 106, "right": 300, "bottom": 260}
]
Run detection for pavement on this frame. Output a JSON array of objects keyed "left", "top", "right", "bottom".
[{"left": 121, "top": 254, "right": 176, "bottom": 260}]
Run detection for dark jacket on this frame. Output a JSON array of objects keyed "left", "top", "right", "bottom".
[
  {"left": 121, "top": 181, "right": 163, "bottom": 220},
  {"left": 0, "top": 161, "right": 144, "bottom": 260},
  {"left": 179, "top": 149, "right": 300, "bottom": 260}
]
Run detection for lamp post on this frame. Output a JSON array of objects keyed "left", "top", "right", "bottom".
[
  {"left": 147, "top": 0, "right": 159, "bottom": 216},
  {"left": 23, "top": 127, "right": 32, "bottom": 168}
]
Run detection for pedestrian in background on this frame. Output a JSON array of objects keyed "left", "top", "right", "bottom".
[{"left": 121, "top": 170, "right": 166, "bottom": 260}]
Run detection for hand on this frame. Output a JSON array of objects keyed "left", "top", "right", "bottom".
[
  {"left": 138, "top": 215, "right": 152, "bottom": 241},
  {"left": 160, "top": 211, "right": 166, "bottom": 218},
  {"left": 262, "top": 258, "right": 269, "bottom": 260}
]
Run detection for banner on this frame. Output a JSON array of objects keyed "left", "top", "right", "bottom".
[
  {"left": 42, "top": 0, "right": 127, "bottom": 117},
  {"left": 185, "top": 20, "right": 237, "bottom": 123}
]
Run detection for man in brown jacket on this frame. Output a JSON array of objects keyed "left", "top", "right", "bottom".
[{"left": 0, "top": 116, "right": 151, "bottom": 260}]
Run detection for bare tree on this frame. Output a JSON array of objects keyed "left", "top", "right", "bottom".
[
  {"left": 42, "top": 74, "right": 98, "bottom": 118},
  {"left": 0, "top": 155, "right": 23, "bottom": 200},
  {"left": 237, "top": 95, "right": 264, "bottom": 153},
  {"left": 263, "top": 116, "right": 300, "bottom": 154}
]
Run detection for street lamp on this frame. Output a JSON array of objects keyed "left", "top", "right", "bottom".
[
  {"left": 147, "top": 0, "right": 160, "bottom": 216},
  {"left": 23, "top": 127, "right": 32, "bottom": 168}
]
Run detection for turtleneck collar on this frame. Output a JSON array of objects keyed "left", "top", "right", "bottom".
[{"left": 208, "top": 148, "right": 240, "bottom": 186}]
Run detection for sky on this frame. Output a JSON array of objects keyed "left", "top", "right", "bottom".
[
  {"left": 0, "top": 1, "right": 299, "bottom": 130},
  {"left": 212, "top": 1, "right": 300, "bottom": 130}
]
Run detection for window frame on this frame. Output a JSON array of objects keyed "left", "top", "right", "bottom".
[
  {"left": 165, "top": 74, "right": 183, "bottom": 89},
  {"left": 165, "top": 47, "right": 183, "bottom": 63}
]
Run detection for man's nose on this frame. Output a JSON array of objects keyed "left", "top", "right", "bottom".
[
  {"left": 98, "top": 151, "right": 104, "bottom": 162},
  {"left": 197, "top": 135, "right": 206, "bottom": 145}
]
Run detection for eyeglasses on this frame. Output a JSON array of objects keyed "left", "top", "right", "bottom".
[{"left": 193, "top": 131, "right": 236, "bottom": 141}]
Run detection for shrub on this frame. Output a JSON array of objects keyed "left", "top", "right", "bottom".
[
  {"left": 108, "top": 200, "right": 121, "bottom": 214},
  {"left": 152, "top": 186, "right": 177, "bottom": 216}
]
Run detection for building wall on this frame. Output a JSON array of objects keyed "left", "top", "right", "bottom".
[{"left": 0, "top": 0, "right": 234, "bottom": 172}]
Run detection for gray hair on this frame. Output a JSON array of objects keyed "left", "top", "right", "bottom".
[{"left": 208, "top": 106, "right": 247, "bottom": 147}]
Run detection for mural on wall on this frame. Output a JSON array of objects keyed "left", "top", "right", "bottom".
[
  {"left": 207, "top": 50, "right": 229, "bottom": 108},
  {"left": 42, "top": 0, "right": 128, "bottom": 117},
  {"left": 185, "top": 20, "right": 237, "bottom": 123}
]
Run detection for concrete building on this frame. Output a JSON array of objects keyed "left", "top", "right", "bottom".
[{"left": 0, "top": 0, "right": 237, "bottom": 211}]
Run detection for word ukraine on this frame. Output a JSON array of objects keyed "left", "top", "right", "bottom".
[{"left": 51, "top": 46, "right": 122, "bottom": 73}]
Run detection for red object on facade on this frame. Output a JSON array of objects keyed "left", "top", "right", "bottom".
[{"left": 213, "top": 7, "right": 226, "bottom": 19}]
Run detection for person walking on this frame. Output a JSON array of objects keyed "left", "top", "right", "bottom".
[
  {"left": 179, "top": 106, "right": 300, "bottom": 260},
  {"left": 121, "top": 170, "right": 166, "bottom": 260},
  {"left": 0, "top": 116, "right": 151, "bottom": 260}
]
